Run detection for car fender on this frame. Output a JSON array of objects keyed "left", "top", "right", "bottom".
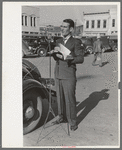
[
  {"left": 23, "top": 67, "right": 34, "bottom": 79},
  {"left": 103, "top": 45, "right": 111, "bottom": 50},
  {"left": 86, "top": 46, "right": 93, "bottom": 50},
  {"left": 23, "top": 78, "right": 49, "bottom": 99},
  {"left": 22, "top": 59, "right": 42, "bottom": 81}
]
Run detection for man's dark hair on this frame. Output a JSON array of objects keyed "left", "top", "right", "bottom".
[{"left": 63, "top": 19, "right": 74, "bottom": 28}]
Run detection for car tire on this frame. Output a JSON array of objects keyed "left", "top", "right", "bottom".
[
  {"left": 113, "top": 45, "right": 117, "bottom": 51},
  {"left": 23, "top": 89, "right": 49, "bottom": 135},
  {"left": 87, "top": 47, "right": 93, "bottom": 54},
  {"left": 37, "top": 48, "right": 47, "bottom": 57}
]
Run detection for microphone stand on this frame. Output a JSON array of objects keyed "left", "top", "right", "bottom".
[
  {"left": 42, "top": 36, "right": 56, "bottom": 128},
  {"left": 36, "top": 36, "right": 56, "bottom": 144},
  {"left": 36, "top": 35, "right": 70, "bottom": 144},
  {"left": 43, "top": 37, "right": 56, "bottom": 127}
]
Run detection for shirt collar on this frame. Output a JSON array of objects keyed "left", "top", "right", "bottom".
[{"left": 63, "top": 34, "right": 71, "bottom": 41}]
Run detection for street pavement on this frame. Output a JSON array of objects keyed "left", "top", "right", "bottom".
[{"left": 23, "top": 51, "right": 119, "bottom": 147}]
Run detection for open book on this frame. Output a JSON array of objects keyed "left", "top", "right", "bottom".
[
  {"left": 49, "top": 43, "right": 73, "bottom": 60},
  {"left": 58, "top": 43, "right": 71, "bottom": 60}
]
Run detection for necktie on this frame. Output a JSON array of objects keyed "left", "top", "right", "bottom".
[{"left": 63, "top": 38, "right": 67, "bottom": 45}]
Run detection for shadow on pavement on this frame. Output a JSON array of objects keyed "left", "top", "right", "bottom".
[
  {"left": 24, "top": 55, "right": 48, "bottom": 58},
  {"left": 76, "top": 89, "right": 110, "bottom": 125},
  {"left": 37, "top": 89, "right": 109, "bottom": 129},
  {"left": 84, "top": 53, "right": 91, "bottom": 57},
  {"left": 77, "top": 75, "right": 97, "bottom": 81},
  {"left": 104, "top": 49, "right": 114, "bottom": 53},
  {"left": 102, "top": 61, "right": 109, "bottom": 67},
  {"left": 24, "top": 55, "right": 39, "bottom": 58}
]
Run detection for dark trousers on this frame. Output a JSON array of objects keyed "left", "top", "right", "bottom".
[
  {"left": 56, "top": 78, "right": 77, "bottom": 126},
  {"left": 92, "top": 52, "right": 102, "bottom": 66}
]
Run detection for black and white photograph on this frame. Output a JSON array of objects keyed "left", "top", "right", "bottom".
[{"left": 2, "top": 2, "right": 120, "bottom": 148}]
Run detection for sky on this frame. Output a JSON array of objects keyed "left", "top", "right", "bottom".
[{"left": 35, "top": 3, "right": 118, "bottom": 26}]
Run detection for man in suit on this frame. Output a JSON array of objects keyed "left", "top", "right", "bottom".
[
  {"left": 92, "top": 34, "right": 103, "bottom": 67},
  {"left": 50, "top": 19, "right": 84, "bottom": 131}
]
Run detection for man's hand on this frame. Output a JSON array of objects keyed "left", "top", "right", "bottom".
[
  {"left": 48, "top": 49, "right": 58, "bottom": 54},
  {"left": 48, "top": 46, "right": 60, "bottom": 54},
  {"left": 66, "top": 54, "right": 74, "bottom": 60},
  {"left": 56, "top": 53, "right": 63, "bottom": 59},
  {"left": 48, "top": 50, "right": 54, "bottom": 54},
  {"left": 54, "top": 46, "right": 60, "bottom": 51},
  {"left": 29, "top": 46, "right": 32, "bottom": 50}
]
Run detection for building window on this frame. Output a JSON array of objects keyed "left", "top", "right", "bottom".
[
  {"left": 30, "top": 17, "right": 33, "bottom": 26},
  {"left": 86, "top": 20, "right": 89, "bottom": 28},
  {"left": 25, "top": 16, "right": 27, "bottom": 26},
  {"left": 103, "top": 20, "right": 107, "bottom": 28},
  {"left": 34, "top": 17, "right": 36, "bottom": 27},
  {"left": 22, "top": 15, "right": 24, "bottom": 26},
  {"left": 97, "top": 20, "right": 100, "bottom": 28},
  {"left": 91, "top": 20, "right": 95, "bottom": 28},
  {"left": 112, "top": 19, "right": 115, "bottom": 27}
]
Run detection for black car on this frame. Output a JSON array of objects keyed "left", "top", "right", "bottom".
[
  {"left": 22, "top": 39, "right": 50, "bottom": 57},
  {"left": 81, "top": 37, "right": 93, "bottom": 54},
  {"left": 91, "top": 36, "right": 117, "bottom": 53},
  {"left": 23, "top": 59, "right": 55, "bottom": 135},
  {"left": 108, "top": 35, "right": 118, "bottom": 51},
  {"left": 22, "top": 36, "right": 59, "bottom": 57}
]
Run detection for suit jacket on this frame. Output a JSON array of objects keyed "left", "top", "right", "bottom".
[
  {"left": 93, "top": 40, "right": 103, "bottom": 53},
  {"left": 53, "top": 36, "right": 84, "bottom": 79}
]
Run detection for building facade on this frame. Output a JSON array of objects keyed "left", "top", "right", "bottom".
[
  {"left": 22, "top": 6, "right": 62, "bottom": 38},
  {"left": 39, "top": 25, "right": 62, "bottom": 37},
  {"left": 83, "top": 8, "right": 118, "bottom": 37},
  {"left": 22, "top": 6, "right": 40, "bottom": 37},
  {"left": 39, "top": 24, "right": 83, "bottom": 38},
  {"left": 22, "top": 6, "right": 83, "bottom": 39},
  {"left": 108, "top": 8, "right": 118, "bottom": 35}
]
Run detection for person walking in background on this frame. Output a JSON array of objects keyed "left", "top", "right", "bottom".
[
  {"left": 92, "top": 34, "right": 103, "bottom": 67},
  {"left": 50, "top": 19, "right": 84, "bottom": 131}
]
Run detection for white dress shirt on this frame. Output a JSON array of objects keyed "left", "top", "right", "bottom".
[{"left": 63, "top": 34, "right": 71, "bottom": 45}]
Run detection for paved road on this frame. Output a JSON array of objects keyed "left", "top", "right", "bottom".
[{"left": 23, "top": 51, "right": 119, "bottom": 147}]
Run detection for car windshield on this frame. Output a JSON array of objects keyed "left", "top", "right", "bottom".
[{"left": 81, "top": 38, "right": 93, "bottom": 46}]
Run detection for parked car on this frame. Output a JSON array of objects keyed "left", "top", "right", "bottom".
[
  {"left": 22, "top": 40, "right": 29, "bottom": 57},
  {"left": 108, "top": 35, "right": 118, "bottom": 51},
  {"left": 22, "top": 36, "right": 60, "bottom": 57},
  {"left": 23, "top": 59, "right": 55, "bottom": 135},
  {"left": 81, "top": 37, "right": 93, "bottom": 54},
  {"left": 91, "top": 36, "right": 117, "bottom": 53},
  {"left": 22, "top": 40, "right": 41, "bottom": 57},
  {"left": 22, "top": 39, "right": 50, "bottom": 57},
  {"left": 35, "top": 36, "right": 62, "bottom": 56},
  {"left": 92, "top": 36, "right": 111, "bottom": 53}
]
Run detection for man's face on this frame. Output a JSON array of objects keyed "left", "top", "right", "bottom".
[{"left": 61, "top": 22, "right": 71, "bottom": 37}]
